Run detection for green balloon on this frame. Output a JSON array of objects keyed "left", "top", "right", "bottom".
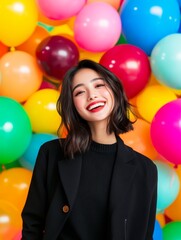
[
  {"left": 0, "top": 97, "right": 32, "bottom": 164},
  {"left": 163, "top": 221, "right": 181, "bottom": 240}
]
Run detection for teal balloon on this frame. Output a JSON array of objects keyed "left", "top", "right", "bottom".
[
  {"left": 0, "top": 97, "right": 32, "bottom": 164},
  {"left": 163, "top": 221, "right": 181, "bottom": 240},
  {"left": 151, "top": 33, "right": 181, "bottom": 90},
  {"left": 19, "top": 133, "right": 57, "bottom": 171},
  {"left": 154, "top": 161, "right": 180, "bottom": 213}
]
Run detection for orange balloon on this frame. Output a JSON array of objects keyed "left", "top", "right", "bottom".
[
  {"left": 120, "top": 118, "right": 157, "bottom": 159},
  {"left": 16, "top": 26, "right": 49, "bottom": 57},
  {"left": 0, "top": 168, "right": 32, "bottom": 212},
  {"left": 156, "top": 213, "right": 166, "bottom": 227},
  {"left": 38, "top": 10, "right": 67, "bottom": 26},
  {"left": 0, "top": 51, "right": 43, "bottom": 102},
  {"left": 0, "top": 200, "right": 22, "bottom": 240},
  {"left": 0, "top": 42, "right": 8, "bottom": 58},
  {"left": 164, "top": 165, "right": 181, "bottom": 221},
  {"left": 87, "top": 0, "right": 121, "bottom": 9}
]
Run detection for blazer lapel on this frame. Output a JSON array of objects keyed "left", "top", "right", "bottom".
[
  {"left": 108, "top": 137, "right": 137, "bottom": 238},
  {"left": 58, "top": 154, "right": 82, "bottom": 207}
]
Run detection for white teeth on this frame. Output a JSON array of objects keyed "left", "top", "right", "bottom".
[{"left": 88, "top": 102, "right": 105, "bottom": 110}]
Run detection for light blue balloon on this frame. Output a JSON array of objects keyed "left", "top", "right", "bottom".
[
  {"left": 153, "top": 220, "right": 163, "bottom": 240},
  {"left": 154, "top": 161, "right": 180, "bottom": 213},
  {"left": 151, "top": 33, "right": 181, "bottom": 89},
  {"left": 120, "top": 0, "right": 180, "bottom": 55},
  {"left": 19, "top": 133, "right": 57, "bottom": 171}
]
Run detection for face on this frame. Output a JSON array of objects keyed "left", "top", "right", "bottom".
[{"left": 72, "top": 68, "right": 114, "bottom": 125}]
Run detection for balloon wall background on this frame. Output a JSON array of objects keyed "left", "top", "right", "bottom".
[{"left": 0, "top": 0, "right": 181, "bottom": 239}]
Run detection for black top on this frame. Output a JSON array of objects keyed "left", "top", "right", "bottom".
[{"left": 59, "top": 141, "right": 117, "bottom": 240}]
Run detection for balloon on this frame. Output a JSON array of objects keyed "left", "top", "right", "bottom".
[
  {"left": 120, "top": 118, "right": 157, "bottom": 160},
  {"left": 12, "top": 231, "right": 22, "bottom": 240},
  {"left": 163, "top": 221, "right": 181, "bottom": 240},
  {"left": 36, "top": 35, "right": 79, "bottom": 82},
  {"left": 153, "top": 220, "right": 163, "bottom": 240},
  {"left": 156, "top": 213, "right": 166, "bottom": 227},
  {"left": 165, "top": 165, "right": 181, "bottom": 221},
  {"left": 150, "top": 99, "right": 181, "bottom": 165},
  {"left": 154, "top": 161, "right": 180, "bottom": 213},
  {"left": 151, "top": 33, "right": 181, "bottom": 90},
  {"left": 0, "top": 51, "right": 43, "bottom": 102},
  {"left": 0, "top": 42, "right": 8, "bottom": 58},
  {"left": 0, "top": 200, "right": 22, "bottom": 240},
  {"left": 79, "top": 50, "right": 105, "bottom": 63},
  {"left": 16, "top": 26, "right": 49, "bottom": 57},
  {"left": 100, "top": 44, "right": 151, "bottom": 99},
  {"left": 39, "top": 79, "right": 57, "bottom": 90},
  {"left": 0, "top": 0, "right": 38, "bottom": 47},
  {"left": 74, "top": 2, "right": 121, "bottom": 52},
  {"left": 23, "top": 89, "right": 61, "bottom": 133},
  {"left": 37, "top": 0, "right": 86, "bottom": 20},
  {"left": 0, "top": 168, "right": 32, "bottom": 212},
  {"left": 120, "top": 0, "right": 180, "bottom": 55},
  {"left": 87, "top": 0, "right": 121, "bottom": 10},
  {"left": 136, "top": 85, "right": 177, "bottom": 123},
  {"left": 19, "top": 133, "right": 57, "bottom": 171},
  {"left": 38, "top": 11, "right": 68, "bottom": 26},
  {"left": 0, "top": 97, "right": 32, "bottom": 164}
]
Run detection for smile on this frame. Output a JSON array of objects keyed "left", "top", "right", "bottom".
[{"left": 87, "top": 101, "right": 105, "bottom": 111}]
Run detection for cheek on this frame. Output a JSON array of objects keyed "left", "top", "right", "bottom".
[{"left": 73, "top": 98, "right": 83, "bottom": 113}]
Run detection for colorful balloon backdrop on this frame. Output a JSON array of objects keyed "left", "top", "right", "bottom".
[{"left": 0, "top": 0, "right": 181, "bottom": 239}]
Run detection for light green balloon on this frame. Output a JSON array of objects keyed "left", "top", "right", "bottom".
[
  {"left": 163, "top": 221, "right": 181, "bottom": 240},
  {"left": 151, "top": 33, "right": 181, "bottom": 90},
  {"left": 0, "top": 97, "right": 32, "bottom": 164},
  {"left": 154, "top": 161, "right": 180, "bottom": 213}
]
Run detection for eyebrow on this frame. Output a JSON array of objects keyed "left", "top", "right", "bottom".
[{"left": 72, "top": 77, "right": 104, "bottom": 93}]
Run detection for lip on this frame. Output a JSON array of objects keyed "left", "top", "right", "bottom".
[{"left": 86, "top": 101, "right": 105, "bottom": 110}]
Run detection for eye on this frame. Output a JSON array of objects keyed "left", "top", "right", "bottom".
[
  {"left": 74, "top": 90, "right": 85, "bottom": 96},
  {"left": 95, "top": 83, "right": 105, "bottom": 88}
]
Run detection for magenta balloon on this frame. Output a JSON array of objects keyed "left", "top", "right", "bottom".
[
  {"left": 150, "top": 99, "right": 181, "bottom": 165},
  {"left": 100, "top": 44, "right": 151, "bottom": 99},
  {"left": 36, "top": 36, "right": 79, "bottom": 81}
]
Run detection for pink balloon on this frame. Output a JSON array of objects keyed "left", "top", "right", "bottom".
[
  {"left": 151, "top": 99, "right": 181, "bottom": 165},
  {"left": 74, "top": 2, "right": 122, "bottom": 52},
  {"left": 37, "top": 0, "right": 86, "bottom": 20}
]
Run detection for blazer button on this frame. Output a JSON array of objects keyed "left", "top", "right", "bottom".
[{"left": 62, "top": 205, "right": 69, "bottom": 213}]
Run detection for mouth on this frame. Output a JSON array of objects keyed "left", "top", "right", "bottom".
[{"left": 87, "top": 101, "right": 106, "bottom": 111}]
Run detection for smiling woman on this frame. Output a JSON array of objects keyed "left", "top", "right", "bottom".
[{"left": 21, "top": 59, "right": 158, "bottom": 240}]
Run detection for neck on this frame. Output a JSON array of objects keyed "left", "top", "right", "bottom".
[{"left": 89, "top": 122, "right": 116, "bottom": 144}]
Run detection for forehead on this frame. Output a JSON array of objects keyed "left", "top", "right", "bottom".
[{"left": 72, "top": 68, "right": 101, "bottom": 87}]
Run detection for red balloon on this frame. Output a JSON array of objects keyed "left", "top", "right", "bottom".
[
  {"left": 99, "top": 44, "right": 151, "bottom": 98},
  {"left": 36, "top": 36, "right": 79, "bottom": 82}
]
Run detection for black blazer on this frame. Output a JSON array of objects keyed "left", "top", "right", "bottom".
[{"left": 21, "top": 137, "right": 157, "bottom": 240}]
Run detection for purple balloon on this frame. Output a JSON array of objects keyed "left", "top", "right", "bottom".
[{"left": 36, "top": 36, "right": 79, "bottom": 82}]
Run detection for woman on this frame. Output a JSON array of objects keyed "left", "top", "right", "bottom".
[{"left": 21, "top": 59, "right": 157, "bottom": 240}]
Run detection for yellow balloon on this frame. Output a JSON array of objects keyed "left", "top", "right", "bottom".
[
  {"left": 0, "top": 0, "right": 38, "bottom": 47},
  {"left": 50, "top": 24, "right": 74, "bottom": 36},
  {"left": 136, "top": 85, "right": 177, "bottom": 123},
  {"left": 24, "top": 89, "right": 61, "bottom": 133},
  {"left": 80, "top": 50, "right": 105, "bottom": 63}
]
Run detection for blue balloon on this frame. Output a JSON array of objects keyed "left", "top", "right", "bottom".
[
  {"left": 153, "top": 220, "right": 163, "bottom": 240},
  {"left": 120, "top": 0, "right": 180, "bottom": 55},
  {"left": 19, "top": 133, "right": 57, "bottom": 171}
]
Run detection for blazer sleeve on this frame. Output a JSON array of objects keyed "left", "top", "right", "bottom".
[
  {"left": 21, "top": 144, "right": 48, "bottom": 240},
  {"left": 146, "top": 162, "right": 158, "bottom": 240}
]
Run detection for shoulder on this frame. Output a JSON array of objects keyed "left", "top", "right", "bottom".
[{"left": 35, "top": 138, "right": 66, "bottom": 164}]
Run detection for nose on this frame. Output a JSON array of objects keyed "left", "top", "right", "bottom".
[{"left": 87, "top": 92, "right": 97, "bottom": 101}]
